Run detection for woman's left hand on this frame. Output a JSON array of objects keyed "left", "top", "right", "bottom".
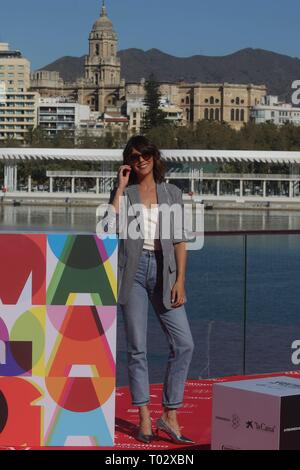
[{"left": 171, "top": 280, "right": 186, "bottom": 308}]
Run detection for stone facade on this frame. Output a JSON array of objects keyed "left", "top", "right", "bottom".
[
  {"left": 31, "top": 70, "right": 64, "bottom": 90},
  {"left": 192, "top": 83, "right": 266, "bottom": 130},
  {"left": 125, "top": 81, "right": 266, "bottom": 130}
]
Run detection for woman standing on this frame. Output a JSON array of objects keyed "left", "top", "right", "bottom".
[{"left": 108, "top": 135, "right": 194, "bottom": 444}]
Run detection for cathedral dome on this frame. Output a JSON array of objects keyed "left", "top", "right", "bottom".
[{"left": 92, "top": 2, "right": 114, "bottom": 32}]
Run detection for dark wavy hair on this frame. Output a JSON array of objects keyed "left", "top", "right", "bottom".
[{"left": 123, "top": 135, "right": 166, "bottom": 185}]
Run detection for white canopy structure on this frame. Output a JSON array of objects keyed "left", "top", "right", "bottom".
[
  {"left": 0, "top": 148, "right": 300, "bottom": 164},
  {"left": 1, "top": 148, "right": 300, "bottom": 198}
]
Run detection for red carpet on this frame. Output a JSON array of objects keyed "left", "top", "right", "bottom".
[{"left": 1, "top": 371, "right": 299, "bottom": 450}]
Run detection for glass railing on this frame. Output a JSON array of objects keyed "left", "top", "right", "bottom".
[
  {"left": 0, "top": 218, "right": 298, "bottom": 385},
  {"left": 116, "top": 230, "right": 300, "bottom": 386}
]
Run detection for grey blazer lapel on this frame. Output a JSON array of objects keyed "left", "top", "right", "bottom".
[
  {"left": 157, "top": 182, "right": 172, "bottom": 245},
  {"left": 125, "top": 184, "right": 144, "bottom": 236},
  {"left": 156, "top": 181, "right": 169, "bottom": 206},
  {"left": 126, "top": 184, "right": 141, "bottom": 208}
]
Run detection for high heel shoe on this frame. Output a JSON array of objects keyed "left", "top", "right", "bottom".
[
  {"left": 155, "top": 417, "right": 194, "bottom": 445},
  {"left": 136, "top": 418, "right": 154, "bottom": 443},
  {"left": 136, "top": 428, "right": 154, "bottom": 444}
]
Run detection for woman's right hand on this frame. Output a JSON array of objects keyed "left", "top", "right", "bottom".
[{"left": 118, "top": 165, "right": 132, "bottom": 190}]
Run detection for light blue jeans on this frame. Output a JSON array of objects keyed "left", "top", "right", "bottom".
[{"left": 120, "top": 249, "right": 195, "bottom": 409}]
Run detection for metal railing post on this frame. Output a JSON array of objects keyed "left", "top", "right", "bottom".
[{"left": 243, "top": 233, "right": 248, "bottom": 375}]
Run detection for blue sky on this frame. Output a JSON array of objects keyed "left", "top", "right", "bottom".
[{"left": 1, "top": 0, "right": 300, "bottom": 70}]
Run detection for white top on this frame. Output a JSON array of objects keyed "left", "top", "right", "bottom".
[{"left": 142, "top": 205, "right": 161, "bottom": 251}]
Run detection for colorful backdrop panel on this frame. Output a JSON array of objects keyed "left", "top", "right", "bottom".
[{"left": 0, "top": 234, "right": 117, "bottom": 447}]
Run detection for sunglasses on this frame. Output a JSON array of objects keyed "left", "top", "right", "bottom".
[{"left": 129, "top": 152, "right": 153, "bottom": 164}]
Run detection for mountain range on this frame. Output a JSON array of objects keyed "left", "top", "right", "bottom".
[{"left": 40, "top": 47, "right": 300, "bottom": 100}]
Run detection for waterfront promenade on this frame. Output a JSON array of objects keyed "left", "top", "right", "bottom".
[{"left": 3, "top": 190, "right": 300, "bottom": 211}]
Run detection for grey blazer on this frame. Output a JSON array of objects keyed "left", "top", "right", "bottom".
[{"left": 106, "top": 182, "right": 187, "bottom": 310}]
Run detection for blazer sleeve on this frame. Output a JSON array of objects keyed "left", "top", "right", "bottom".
[{"left": 172, "top": 186, "right": 189, "bottom": 244}]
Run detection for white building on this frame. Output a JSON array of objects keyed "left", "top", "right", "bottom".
[
  {"left": 161, "top": 102, "right": 183, "bottom": 125},
  {"left": 126, "top": 96, "right": 183, "bottom": 133},
  {"left": 77, "top": 111, "right": 105, "bottom": 137},
  {"left": 38, "top": 98, "right": 90, "bottom": 136},
  {"left": 126, "top": 98, "right": 146, "bottom": 134},
  {"left": 251, "top": 95, "right": 300, "bottom": 126},
  {"left": 77, "top": 108, "right": 128, "bottom": 138}
]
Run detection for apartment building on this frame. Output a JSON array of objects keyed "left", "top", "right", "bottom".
[
  {"left": 38, "top": 97, "right": 90, "bottom": 136},
  {"left": 0, "top": 43, "right": 37, "bottom": 142}
]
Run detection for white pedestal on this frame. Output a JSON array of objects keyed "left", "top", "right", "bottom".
[{"left": 211, "top": 376, "right": 300, "bottom": 450}]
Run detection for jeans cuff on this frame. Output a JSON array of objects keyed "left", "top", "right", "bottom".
[
  {"left": 162, "top": 402, "right": 182, "bottom": 409},
  {"left": 132, "top": 401, "right": 150, "bottom": 407}
]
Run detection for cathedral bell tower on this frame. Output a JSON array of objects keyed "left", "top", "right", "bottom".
[{"left": 85, "top": 1, "right": 121, "bottom": 89}]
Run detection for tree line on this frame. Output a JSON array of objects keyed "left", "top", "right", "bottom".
[{"left": 2, "top": 120, "right": 300, "bottom": 152}]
